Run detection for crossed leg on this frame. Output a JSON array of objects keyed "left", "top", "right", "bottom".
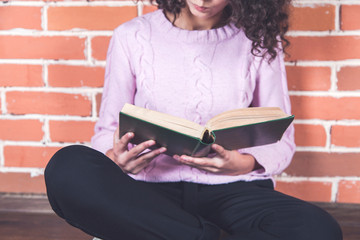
[
  {"left": 197, "top": 180, "right": 343, "bottom": 240},
  {"left": 45, "top": 145, "right": 220, "bottom": 240}
]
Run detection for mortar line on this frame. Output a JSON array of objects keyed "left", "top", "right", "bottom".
[
  {"left": 330, "top": 64, "right": 338, "bottom": 92},
  {"left": 41, "top": 4, "right": 48, "bottom": 31},
  {"left": 335, "top": 2, "right": 341, "bottom": 32},
  {"left": 331, "top": 179, "right": 340, "bottom": 202}
]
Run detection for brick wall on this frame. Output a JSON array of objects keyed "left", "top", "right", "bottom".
[
  {"left": 277, "top": 0, "right": 360, "bottom": 204},
  {"left": 0, "top": 0, "right": 359, "bottom": 203}
]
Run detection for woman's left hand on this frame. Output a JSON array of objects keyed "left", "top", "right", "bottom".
[{"left": 173, "top": 144, "right": 260, "bottom": 176}]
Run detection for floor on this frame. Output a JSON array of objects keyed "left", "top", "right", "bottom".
[
  {"left": 0, "top": 194, "right": 359, "bottom": 240},
  {"left": 0, "top": 194, "right": 91, "bottom": 240}
]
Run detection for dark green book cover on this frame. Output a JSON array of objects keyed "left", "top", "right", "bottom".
[
  {"left": 212, "top": 116, "right": 294, "bottom": 150},
  {"left": 119, "top": 111, "right": 294, "bottom": 157}
]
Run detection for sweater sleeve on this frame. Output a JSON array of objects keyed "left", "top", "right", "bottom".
[
  {"left": 238, "top": 52, "right": 296, "bottom": 177},
  {"left": 91, "top": 26, "right": 136, "bottom": 154}
]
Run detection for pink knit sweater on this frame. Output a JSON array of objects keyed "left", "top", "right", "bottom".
[{"left": 91, "top": 10, "right": 295, "bottom": 184}]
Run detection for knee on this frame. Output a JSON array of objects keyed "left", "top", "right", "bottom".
[
  {"left": 261, "top": 202, "right": 342, "bottom": 240},
  {"left": 45, "top": 145, "right": 100, "bottom": 216},
  {"left": 45, "top": 145, "right": 82, "bottom": 218},
  {"left": 314, "top": 206, "right": 343, "bottom": 240},
  {"left": 45, "top": 145, "right": 94, "bottom": 191},
  {"left": 45, "top": 145, "right": 97, "bottom": 171},
  {"left": 297, "top": 203, "right": 343, "bottom": 240},
  {"left": 45, "top": 145, "right": 84, "bottom": 178}
]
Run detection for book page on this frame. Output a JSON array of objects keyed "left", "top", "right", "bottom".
[
  {"left": 206, "top": 107, "right": 290, "bottom": 131},
  {"left": 121, "top": 104, "right": 205, "bottom": 138}
]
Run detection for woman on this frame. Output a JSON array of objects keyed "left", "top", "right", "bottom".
[{"left": 45, "top": 0, "right": 342, "bottom": 239}]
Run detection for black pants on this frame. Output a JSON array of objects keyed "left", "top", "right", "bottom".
[{"left": 45, "top": 145, "right": 342, "bottom": 240}]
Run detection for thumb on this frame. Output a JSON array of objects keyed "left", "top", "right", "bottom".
[
  {"left": 114, "top": 128, "right": 134, "bottom": 154},
  {"left": 113, "top": 127, "right": 124, "bottom": 153},
  {"left": 211, "top": 144, "right": 227, "bottom": 158}
]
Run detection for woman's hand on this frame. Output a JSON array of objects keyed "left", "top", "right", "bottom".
[
  {"left": 173, "top": 144, "right": 260, "bottom": 176},
  {"left": 106, "top": 127, "right": 166, "bottom": 175}
]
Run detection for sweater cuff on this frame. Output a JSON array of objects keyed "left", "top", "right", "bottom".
[{"left": 238, "top": 143, "right": 282, "bottom": 176}]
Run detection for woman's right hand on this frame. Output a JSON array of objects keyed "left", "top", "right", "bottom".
[{"left": 106, "top": 127, "right": 166, "bottom": 175}]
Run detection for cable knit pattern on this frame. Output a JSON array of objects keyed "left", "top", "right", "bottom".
[
  {"left": 184, "top": 54, "right": 214, "bottom": 124},
  {"left": 193, "top": 56, "right": 213, "bottom": 124},
  {"left": 132, "top": 18, "right": 156, "bottom": 111},
  {"left": 91, "top": 10, "right": 296, "bottom": 185},
  {"left": 132, "top": 18, "right": 158, "bottom": 177}
]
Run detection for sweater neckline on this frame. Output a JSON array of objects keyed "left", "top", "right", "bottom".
[{"left": 151, "top": 9, "right": 241, "bottom": 43}]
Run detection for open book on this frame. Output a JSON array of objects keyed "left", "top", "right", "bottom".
[{"left": 119, "top": 103, "right": 294, "bottom": 157}]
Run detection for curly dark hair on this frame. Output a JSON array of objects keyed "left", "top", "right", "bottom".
[{"left": 149, "top": 0, "right": 291, "bottom": 61}]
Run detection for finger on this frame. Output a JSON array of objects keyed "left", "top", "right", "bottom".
[
  {"left": 211, "top": 144, "right": 227, "bottom": 158},
  {"left": 178, "top": 155, "right": 214, "bottom": 167},
  {"left": 126, "top": 162, "right": 148, "bottom": 175},
  {"left": 119, "top": 139, "right": 157, "bottom": 168},
  {"left": 124, "top": 147, "right": 166, "bottom": 174},
  {"left": 126, "top": 153, "right": 160, "bottom": 174},
  {"left": 122, "top": 158, "right": 148, "bottom": 174},
  {"left": 127, "top": 139, "right": 157, "bottom": 158},
  {"left": 176, "top": 159, "right": 221, "bottom": 173},
  {"left": 113, "top": 127, "right": 120, "bottom": 151},
  {"left": 116, "top": 132, "right": 134, "bottom": 153},
  {"left": 128, "top": 146, "right": 166, "bottom": 169},
  {"left": 142, "top": 147, "right": 167, "bottom": 159},
  {"left": 180, "top": 155, "right": 226, "bottom": 170},
  {"left": 196, "top": 165, "right": 222, "bottom": 173}
]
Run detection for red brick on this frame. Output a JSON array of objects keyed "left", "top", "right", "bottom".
[
  {"left": 143, "top": 5, "right": 158, "bottom": 15},
  {"left": 92, "top": 36, "right": 111, "bottom": 61},
  {"left": 4, "top": 146, "right": 60, "bottom": 168},
  {"left": 0, "top": 36, "right": 85, "bottom": 60},
  {"left": 0, "top": 119, "right": 43, "bottom": 141},
  {"left": 287, "top": 36, "right": 360, "bottom": 61},
  {"left": 275, "top": 181, "right": 332, "bottom": 202},
  {"left": 286, "top": 66, "right": 331, "bottom": 91},
  {"left": 96, "top": 93, "right": 102, "bottom": 116},
  {"left": 0, "top": 64, "right": 43, "bottom": 87},
  {"left": 0, "top": 172, "right": 46, "bottom": 194},
  {"left": 294, "top": 124, "right": 327, "bottom": 147},
  {"left": 49, "top": 120, "right": 95, "bottom": 143},
  {"left": 332, "top": 125, "right": 360, "bottom": 148},
  {"left": 337, "top": 180, "right": 360, "bottom": 204},
  {"left": 341, "top": 5, "right": 360, "bottom": 30},
  {"left": 0, "top": 6, "right": 42, "bottom": 30},
  {"left": 291, "top": 96, "right": 360, "bottom": 120},
  {"left": 48, "top": 65, "right": 104, "bottom": 87},
  {"left": 9, "top": 0, "right": 61, "bottom": 1},
  {"left": 10, "top": 0, "right": 129, "bottom": 1},
  {"left": 6, "top": 91, "right": 92, "bottom": 116},
  {"left": 14, "top": 0, "right": 58, "bottom": 2},
  {"left": 284, "top": 152, "right": 360, "bottom": 177},
  {"left": 48, "top": 6, "right": 137, "bottom": 31},
  {"left": 289, "top": 5, "right": 335, "bottom": 31},
  {"left": 337, "top": 67, "right": 360, "bottom": 91}
]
